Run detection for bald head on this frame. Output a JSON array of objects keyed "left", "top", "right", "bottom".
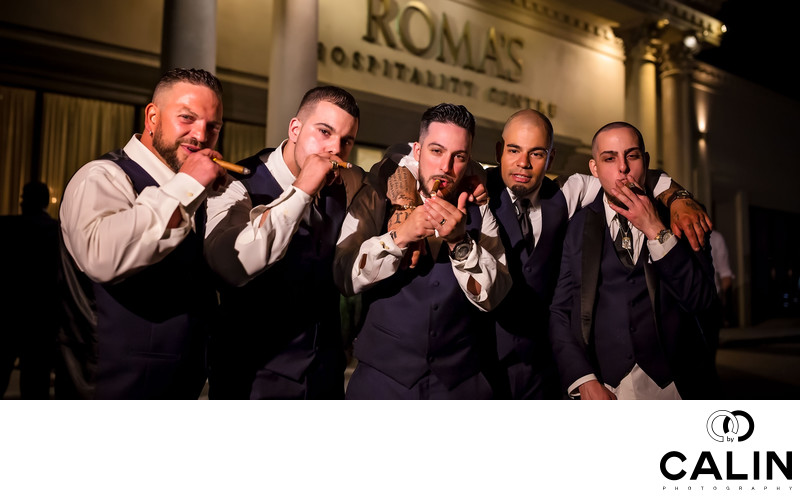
[
  {"left": 496, "top": 108, "right": 556, "bottom": 197},
  {"left": 502, "top": 109, "right": 554, "bottom": 150}
]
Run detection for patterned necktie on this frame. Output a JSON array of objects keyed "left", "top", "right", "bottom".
[
  {"left": 514, "top": 197, "right": 534, "bottom": 252},
  {"left": 614, "top": 214, "right": 634, "bottom": 270}
]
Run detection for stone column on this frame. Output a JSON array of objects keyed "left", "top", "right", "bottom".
[
  {"left": 160, "top": 0, "right": 217, "bottom": 73},
  {"left": 267, "top": 0, "right": 319, "bottom": 146},
  {"left": 659, "top": 43, "right": 696, "bottom": 190},
  {"left": 615, "top": 23, "right": 662, "bottom": 162}
]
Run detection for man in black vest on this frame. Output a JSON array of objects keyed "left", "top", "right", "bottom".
[
  {"left": 204, "top": 86, "right": 365, "bottom": 399},
  {"left": 334, "top": 103, "right": 512, "bottom": 399},
  {"left": 59, "top": 68, "right": 228, "bottom": 399},
  {"left": 548, "top": 122, "right": 719, "bottom": 400}
]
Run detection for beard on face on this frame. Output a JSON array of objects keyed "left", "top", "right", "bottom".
[
  {"left": 510, "top": 184, "right": 533, "bottom": 198},
  {"left": 152, "top": 125, "right": 201, "bottom": 173},
  {"left": 421, "top": 174, "right": 458, "bottom": 203}
]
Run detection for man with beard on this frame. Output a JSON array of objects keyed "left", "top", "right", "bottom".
[
  {"left": 334, "top": 103, "right": 512, "bottom": 399},
  {"left": 59, "top": 68, "right": 227, "bottom": 399},
  {"left": 203, "top": 86, "right": 364, "bottom": 399}
]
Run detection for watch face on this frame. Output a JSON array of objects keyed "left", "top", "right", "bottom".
[{"left": 453, "top": 242, "right": 471, "bottom": 261}]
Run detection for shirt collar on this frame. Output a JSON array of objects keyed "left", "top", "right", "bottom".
[
  {"left": 124, "top": 134, "right": 177, "bottom": 186},
  {"left": 264, "top": 139, "right": 295, "bottom": 191}
]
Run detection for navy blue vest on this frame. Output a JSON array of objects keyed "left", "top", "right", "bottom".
[
  {"left": 214, "top": 149, "right": 347, "bottom": 386},
  {"left": 487, "top": 172, "right": 568, "bottom": 361},
  {"left": 593, "top": 229, "right": 672, "bottom": 388},
  {"left": 355, "top": 201, "right": 490, "bottom": 389},
  {"left": 83, "top": 149, "right": 214, "bottom": 399}
]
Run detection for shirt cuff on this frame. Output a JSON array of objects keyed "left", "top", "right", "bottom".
[
  {"left": 646, "top": 234, "right": 678, "bottom": 261},
  {"left": 568, "top": 374, "right": 598, "bottom": 399},
  {"left": 164, "top": 172, "right": 208, "bottom": 208}
]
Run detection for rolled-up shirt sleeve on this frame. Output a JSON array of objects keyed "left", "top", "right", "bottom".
[
  {"left": 60, "top": 153, "right": 206, "bottom": 285},
  {"left": 450, "top": 204, "right": 510, "bottom": 311},
  {"left": 204, "top": 174, "right": 312, "bottom": 287}
]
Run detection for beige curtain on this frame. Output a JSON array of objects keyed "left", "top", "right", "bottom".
[
  {"left": 0, "top": 86, "right": 36, "bottom": 215},
  {"left": 221, "top": 121, "right": 266, "bottom": 163},
  {"left": 41, "top": 94, "right": 134, "bottom": 218}
]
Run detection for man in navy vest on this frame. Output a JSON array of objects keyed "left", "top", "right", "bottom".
[
  {"left": 335, "top": 103, "right": 512, "bottom": 399},
  {"left": 548, "top": 122, "right": 720, "bottom": 400},
  {"left": 204, "top": 86, "right": 365, "bottom": 399},
  {"left": 59, "top": 68, "right": 228, "bottom": 399}
]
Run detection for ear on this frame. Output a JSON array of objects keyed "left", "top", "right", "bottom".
[
  {"left": 495, "top": 140, "right": 503, "bottom": 163},
  {"left": 287, "top": 117, "right": 302, "bottom": 143},
  {"left": 589, "top": 158, "right": 599, "bottom": 178},
  {"left": 412, "top": 141, "right": 421, "bottom": 162},
  {"left": 545, "top": 148, "right": 556, "bottom": 172},
  {"left": 145, "top": 103, "right": 158, "bottom": 132}
]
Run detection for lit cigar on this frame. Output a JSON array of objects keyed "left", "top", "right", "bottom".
[
  {"left": 625, "top": 182, "right": 645, "bottom": 196},
  {"left": 431, "top": 179, "right": 441, "bottom": 195},
  {"left": 213, "top": 157, "right": 251, "bottom": 175},
  {"left": 330, "top": 159, "right": 354, "bottom": 169}
]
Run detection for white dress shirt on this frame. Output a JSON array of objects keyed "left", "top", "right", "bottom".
[
  {"left": 204, "top": 140, "right": 315, "bottom": 287},
  {"left": 334, "top": 161, "right": 511, "bottom": 312},
  {"left": 511, "top": 171, "right": 673, "bottom": 249},
  {"left": 60, "top": 134, "right": 208, "bottom": 284}
]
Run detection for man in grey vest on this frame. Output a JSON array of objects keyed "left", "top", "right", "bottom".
[
  {"left": 549, "top": 122, "right": 719, "bottom": 400},
  {"left": 335, "top": 103, "right": 511, "bottom": 399}
]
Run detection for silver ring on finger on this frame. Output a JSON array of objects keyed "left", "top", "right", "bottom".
[{"left": 440, "top": 218, "right": 447, "bottom": 226}]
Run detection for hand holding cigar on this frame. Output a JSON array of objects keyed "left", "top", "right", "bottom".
[{"left": 213, "top": 157, "right": 251, "bottom": 175}]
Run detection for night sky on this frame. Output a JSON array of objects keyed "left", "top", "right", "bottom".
[{"left": 696, "top": 0, "right": 799, "bottom": 101}]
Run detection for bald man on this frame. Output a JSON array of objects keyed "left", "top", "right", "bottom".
[{"left": 486, "top": 109, "right": 711, "bottom": 399}]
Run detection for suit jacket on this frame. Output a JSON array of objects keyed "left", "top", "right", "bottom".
[
  {"left": 548, "top": 191, "right": 720, "bottom": 399},
  {"left": 486, "top": 169, "right": 568, "bottom": 362}
]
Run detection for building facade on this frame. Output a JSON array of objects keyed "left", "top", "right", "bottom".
[{"left": 1, "top": 0, "right": 798, "bottom": 325}]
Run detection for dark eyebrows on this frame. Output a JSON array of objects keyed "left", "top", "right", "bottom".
[
  {"left": 314, "top": 121, "right": 355, "bottom": 143},
  {"left": 624, "top": 147, "right": 643, "bottom": 156}
]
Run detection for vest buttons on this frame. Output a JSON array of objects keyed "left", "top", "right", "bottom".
[
  {"left": 432, "top": 281, "right": 440, "bottom": 287},
  {"left": 432, "top": 304, "right": 439, "bottom": 311}
]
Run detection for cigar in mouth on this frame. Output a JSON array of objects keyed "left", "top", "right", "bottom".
[
  {"left": 330, "top": 159, "right": 354, "bottom": 169},
  {"left": 625, "top": 182, "right": 646, "bottom": 196},
  {"left": 431, "top": 179, "right": 441, "bottom": 195}
]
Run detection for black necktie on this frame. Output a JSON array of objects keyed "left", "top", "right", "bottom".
[
  {"left": 614, "top": 214, "right": 634, "bottom": 270},
  {"left": 514, "top": 197, "right": 534, "bottom": 252}
]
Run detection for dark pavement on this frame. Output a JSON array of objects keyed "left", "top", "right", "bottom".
[{"left": 4, "top": 317, "right": 800, "bottom": 400}]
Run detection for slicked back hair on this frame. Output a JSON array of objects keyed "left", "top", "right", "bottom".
[
  {"left": 591, "top": 121, "right": 645, "bottom": 157},
  {"left": 296, "top": 86, "right": 360, "bottom": 120},
  {"left": 419, "top": 103, "right": 475, "bottom": 142},
  {"left": 152, "top": 67, "right": 223, "bottom": 103}
]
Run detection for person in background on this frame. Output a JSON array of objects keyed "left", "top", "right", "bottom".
[{"left": 0, "top": 181, "right": 60, "bottom": 399}]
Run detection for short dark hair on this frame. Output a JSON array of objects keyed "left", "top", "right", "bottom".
[
  {"left": 420, "top": 103, "right": 475, "bottom": 141},
  {"left": 296, "top": 86, "right": 360, "bottom": 120},
  {"left": 591, "top": 121, "right": 645, "bottom": 156},
  {"left": 153, "top": 68, "right": 223, "bottom": 102}
]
